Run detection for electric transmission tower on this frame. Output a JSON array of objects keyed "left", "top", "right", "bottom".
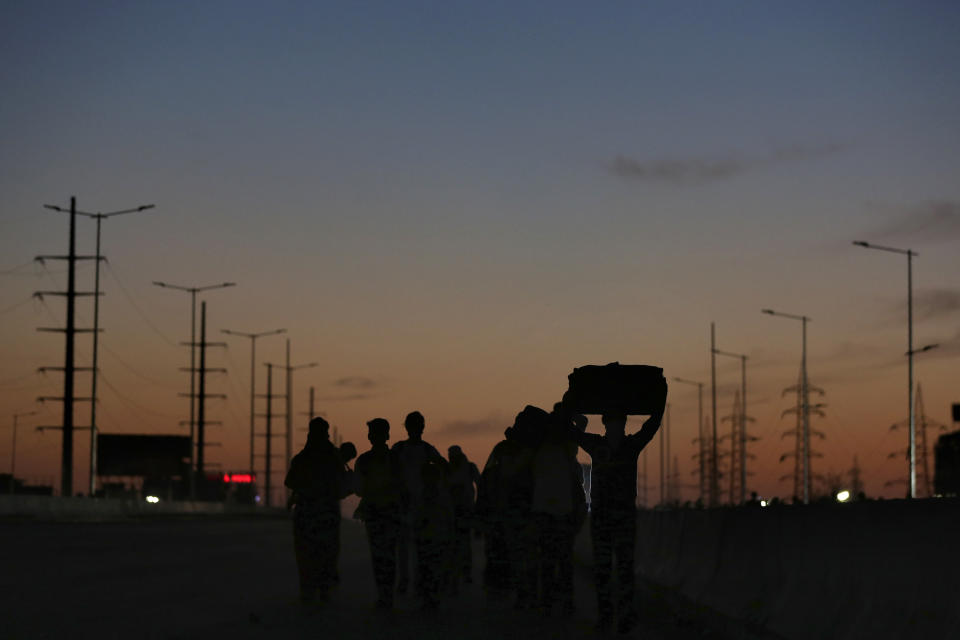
[
  {"left": 690, "top": 413, "right": 712, "bottom": 504},
  {"left": 887, "top": 384, "right": 946, "bottom": 498},
  {"left": 720, "top": 390, "right": 759, "bottom": 504},
  {"left": 779, "top": 368, "right": 826, "bottom": 502}
]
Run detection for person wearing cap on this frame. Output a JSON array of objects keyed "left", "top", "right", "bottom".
[
  {"left": 391, "top": 410, "right": 447, "bottom": 596},
  {"left": 285, "top": 416, "right": 345, "bottom": 606},
  {"left": 354, "top": 418, "right": 403, "bottom": 609}
]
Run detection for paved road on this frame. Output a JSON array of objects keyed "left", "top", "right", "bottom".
[{"left": 0, "top": 516, "right": 750, "bottom": 639}]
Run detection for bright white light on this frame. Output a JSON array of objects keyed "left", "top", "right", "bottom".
[
  {"left": 760, "top": 500, "right": 767, "bottom": 507},
  {"left": 836, "top": 490, "right": 850, "bottom": 503},
  {"left": 145, "top": 495, "right": 160, "bottom": 504}
]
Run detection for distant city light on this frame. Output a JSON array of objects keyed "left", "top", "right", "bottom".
[
  {"left": 760, "top": 500, "right": 768, "bottom": 507},
  {"left": 223, "top": 473, "right": 254, "bottom": 484},
  {"left": 145, "top": 495, "right": 160, "bottom": 504},
  {"left": 836, "top": 490, "right": 851, "bottom": 503}
]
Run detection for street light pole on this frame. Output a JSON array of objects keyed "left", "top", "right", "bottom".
[
  {"left": 221, "top": 328, "right": 286, "bottom": 475},
  {"left": 762, "top": 308, "right": 811, "bottom": 503},
  {"left": 153, "top": 281, "right": 235, "bottom": 499},
  {"left": 853, "top": 241, "right": 919, "bottom": 498}
]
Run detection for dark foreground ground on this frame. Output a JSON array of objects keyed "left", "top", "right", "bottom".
[{"left": 0, "top": 515, "right": 773, "bottom": 639}]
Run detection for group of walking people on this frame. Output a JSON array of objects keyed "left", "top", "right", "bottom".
[{"left": 284, "top": 382, "right": 666, "bottom": 635}]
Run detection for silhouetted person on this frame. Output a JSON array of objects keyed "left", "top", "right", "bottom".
[
  {"left": 532, "top": 408, "right": 588, "bottom": 616},
  {"left": 285, "top": 416, "right": 345, "bottom": 605},
  {"left": 447, "top": 445, "right": 480, "bottom": 586},
  {"left": 392, "top": 410, "right": 447, "bottom": 596},
  {"left": 354, "top": 418, "right": 403, "bottom": 609},
  {"left": 416, "top": 460, "right": 454, "bottom": 610},
  {"left": 478, "top": 405, "right": 545, "bottom": 608},
  {"left": 568, "top": 382, "right": 666, "bottom": 634}
]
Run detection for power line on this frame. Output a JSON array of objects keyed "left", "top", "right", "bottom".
[
  {"left": 98, "top": 372, "right": 180, "bottom": 422},
  {"left": 0, "top": 296, "right": 35, "bottom": 316},
  {"left": 0, "top": 260, "right": 36, "bottom": 274},
  {"left": 103, "top": 260, "right": 177, "bottom": 347},
  {"left": 98, "top": 342, "right": 180, "bottom": 392}
]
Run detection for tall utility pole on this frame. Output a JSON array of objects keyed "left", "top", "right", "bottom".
[
  {"left": 763, "top": 309, "right": 812, "bottom": 503},
  {"left": 709, "top": 322, "right": 720, "bottom": 507},
  {"left": 267, "top": 340, "right": 317, "bottom": 479},
  {"left": 45, "top": 201, "right": 154, "bottom": 496},
  {"left": 221, "top": 328, "right": 286, "bottom": 475},
  {"left": 674, "top": 377, "right": 704, "bottom": 503},
  {"left": 36, "top": 197, "right": 98, "bottom": 496},
  {"left": 853, "top": 241, "right": 919, "bottom": 497},
  {"left": 192, "top": 302, "right": 227, "bottom": 484},
  {"left": 154, "top": 281, "right": 234, "bottom": 499},
  {"left": 256, "top": 363, "right": 285, "bottom": 507}
]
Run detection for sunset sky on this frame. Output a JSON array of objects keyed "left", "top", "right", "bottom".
[{"left": 2, "top": 1, "right": 959, "bottom": 502}]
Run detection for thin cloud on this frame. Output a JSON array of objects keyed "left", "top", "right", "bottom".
[
  {"left": 438, "top": 415, "right": 506, "bottom": 439},
  {"left": 875, "top": 288, "right": 960, "bottom": 330},
  {"left": 318, "top": 376, "right": 383, "bottom": 402},
  {"left": 333, "top": 376, "right": 378, "bottom": 390},
  {"left": 904, "top": 289, "right": 960, "bottom": 322},
  {"left": 869, "top": 201, "right": 960, "bottom": 243},
  {"left": 608, "top": 143, "right": 845, "bottom": 186}
]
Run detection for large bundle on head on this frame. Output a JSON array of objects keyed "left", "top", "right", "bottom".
[{"left": 561, "top": 362, "right": 665, "bottom": 415}]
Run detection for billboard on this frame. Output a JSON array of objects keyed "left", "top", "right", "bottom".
[{"left": 97, "top": 434, "right": 191, "bottom": 477}]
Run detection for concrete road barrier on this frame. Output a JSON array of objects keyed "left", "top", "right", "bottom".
[{"left": 634, "top": 499, "right": 960, "bottom": 639}]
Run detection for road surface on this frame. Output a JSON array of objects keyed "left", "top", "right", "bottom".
[{"left": 0, "top": 515, "right": 762, "bottom": 639}]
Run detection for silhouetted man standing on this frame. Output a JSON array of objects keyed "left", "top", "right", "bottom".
[
  {"left": 447, "top": 445, "right": 480, "bottom": 586},
  {"left": 532, "top": 409, "right": 587, "bottom": 616},
  {"left": 478, "top": 405, "right": 545, "bottom": 608},
  {"left": 285, "top": 417, "right": 345, "bottom": 605},
  {"left": 391, "top": 410, "right": 446, "bottom": 596},
  {"left": 568, "top": 384, "right": 665, "bottom": 634},
  {"left": 354, "top": 418, "right": 403, "bottom": 609}
]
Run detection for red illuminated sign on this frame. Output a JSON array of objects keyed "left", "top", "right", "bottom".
[{"left": 223, "top": 473, "right": 254, "bottom": 484}]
